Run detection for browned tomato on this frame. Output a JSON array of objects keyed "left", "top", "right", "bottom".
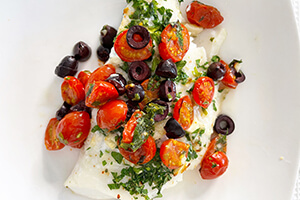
[
  {"left": 77, "top": 70, "right": 91, "bottom": 88},
  {"left": 192, "top": 76, "right": 215, "bottom": 108},
  {"left": 220, "top": 60, "right": 238, "bottom": 89},
  {"left": 61, "top": 76, "right": 85, "bottom": 106},
  {"left": 87, "top": 64, "right": 116, "bottom": 85},
  {"left": 44, "top": 118, "right": 65, "bottom": 150},
  {"left": 121, "top": 110, "right": 143, "bottom": 144},
  {"left": 173, "top": 95, "right": 194, "bottom": 130},
  {"left": 138, "top": 79, "right": 160, "bottom": 110}
]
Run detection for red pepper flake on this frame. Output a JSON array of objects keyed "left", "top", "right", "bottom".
[{"left": 117, "top": 194, "right": 121, "bottom": 199}]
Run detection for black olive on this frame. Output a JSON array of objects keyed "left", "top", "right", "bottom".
[
  {"left": 126, "top": 25, "right": 150, "bottom": 49},
  {"left": 214, "top": 114, "right": 235, "bottom": 135},
  {"left": 54, "top": 56, "right": 78, "bottom": 78},
  {"left": 155, "top": 59, "right": 177, "bottom": 78},
  {"left": 207, "top": 62, "right": 226, "bottom": 81},
  {"left": 56, "top": 101, "right": 71, "bottom": 120},
  {"left": 159, "top": 80, "right": 176, "bottom": 102},
  {"left": 96, "top": 45, "right": 111, "bottom": 62},
  {"left": 73, "top": 41, "right": 91, "bottom": 62},
  {"left": 100, "top": 25, "right": 117, "bottom": 49},
  {"left": 230, "top": 67, "right": 246, "bottom": 84},
  {"left": 164, "top": 118, "right": 186, "bottom": 139},
  {"left": 145, "top": 100, "right": 169, "bottom": 122},
  {"left": 105, "top": 73, "right": 127, "bottom": 95},
  {"left": 128, "top": 61, "right": 151, "bottom": 82},
  {"left": 70, "top": 100, "right": 92, "bottom": 118},
  {"left": 126, "top": 100, "right": 139, "bottom": 120},
  {"left": 125, "top": 83, "right": 145, "bottom": 102}
]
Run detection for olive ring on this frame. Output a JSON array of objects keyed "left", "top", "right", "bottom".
[
  {"left": 126, "top": 25, "right": 150, "bottom": 49},
  {"left": 214, "top": 114, "right": 235, "bottom": 135}
]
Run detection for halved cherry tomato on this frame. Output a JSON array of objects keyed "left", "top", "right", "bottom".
[
  {"left": 121, "top": 110, "right": 143, "bottom": 144},
  {"left": 160, "top": 139, "right": 190, "bottom": 169},
  {"left": 220, "top": 60, "right": 238, "bottom": 89},
  {"left": 138, "top": 79, "right": 160, "bottom": 110},
  {"left": 97, "top": 100, "right": 128, "bottom": 131},
  {"left": 173, "top": 95, "right": 194, "bottom": 130},
  {"left": 44, "top": 118, "right": 65, "bottom": 150},
  {"left": 200, "top": 151, "right": 228, "bottom": 179},
  {"left": 87, "top": 64, "right": 116, "bottom": 85},
  {"left": 61, "top": 76, "right": 85, "bottom": 106},
  {"left": 85, "top": 81, "right": 119, "bottom": 108},
  {"left": 158, "top": 23, "right": 190, "bottom": 62},
  {"left": 119, "top": 135, "right": 156, "bottom": 164},
  {"left": 77, "top": 70, "right": 91, "bottom": 88},
  {"left": 192, "top": 76, "right": 214, "bottom": 108},
  {"left": 114, "top": 30, "right": 153, "bottom": 62},
  {"left": 186, "top": 1, "right": 224, "bottom": 29},
  {"left": 56, "top": 111, "right": 91, "bottom": 148}
]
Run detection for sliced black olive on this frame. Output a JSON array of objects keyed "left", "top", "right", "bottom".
[
  {"left": 56, "top": 101, "right": 71, "bottom": 120},
  {"left": 126, "top": 25, "right": 150, "bottom": 49},
  {"left": 164, "top": 118, "right": 186, "bottom": 139},
  {"left": 70, "top": 100, "right": 92, "bottom": 118},
  {"left": 207, "top": 62, "right": 226, "bottom": 81},
  {"left": 96, "top": 45, "right": 111, "bottom": 62},
  {"left": 214, "top": 114, "right": 235, "bottom": 135},
  {"left": 73, "top": 41, "right": 91, "bottom": 62},
  {"left": 106, "top": 73, "right": 127, "bottom": 95},
  {"left": 125, "top": 83, "right": 145, "bottom": 102},
  {"left": 55, "top": 56, "right": 78, "bottom": 78},
  {"left": 159, "top": 80, "right": 176, "bottom": 102},
  {"left": 155, "top": 59, "right": 177, "bottom": 78},
  {"left": 100, "top": 25, "right": 117, "bottom": 49},
  {"left": 126, "top": 100, "right": 139, "bottom": 120},
  {"left": 231, "top": 67, "right": 246, "bottom": 84},
  {"left": 128, "top": 61, "right": 151, "bottom": 82},
  {"left": 145, "top": 100, "right": 169, "bottom": 122}
]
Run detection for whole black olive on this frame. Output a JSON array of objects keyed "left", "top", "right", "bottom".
[
  {"left": 97, "top": 45, "right": 111, "bottom": 62},
  {"left": 126, "top": 25, "right": 150, "bottom": 49},
  {"left": 105, "top": 73, "right": 127, "bottom": 95},
  {"left": 70, "top": 100, "right": 92, "bottom": 118},
  {"left": 73, "top": 41, "right": 91, "bottom": 62},
  {"left": 164, "top": 118, "right": 186, "bottom": 139},
  {"left": 126, "top": 100, "right": 139, "bottom": 120},
  {"left": 125, "top": 83, "right": 145, "bottom": 102},
  {"left": 155, "top": 59, "right": 177, "bottom": 78},
  {"left": 54, "top": 56, "right": 78, "bottom": 78},
  {"left": 145, "top": 99, "right": 169, "bottom": 122},
  {"left": 100, "top": 25, "right": 117, "bottom": 49},
  {"left": 159, "top": 80, "right": 176, "bottom": 102},
  {"left": 207, "top": 62, "right": 226, "bottom": 81},
  {"left": 214, "top": 114, "right": 235, "bottom": 135},
  {"left": 128, "top": 61, "right": 151, "bottom": 82},
  {"left": 56, "top": 101, "right": 71, "bottom": 120}
]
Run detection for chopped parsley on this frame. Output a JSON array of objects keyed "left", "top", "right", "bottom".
[
  {"left": 186, "top": 146, "right": 198, "bottom": 162},
  {"left": 212, "top": 100, "right": 217, "bottom": 111},
  {"left": 99, "top": 150, "right": 104, "bottom": 158},
  {"left": 91, "top": 125, "right": 107, "bottom": 136},
  {"left": 211, "top": 55, "right": 221, "bottom": 63},
  {"left": 172, "top": 60, "right": 188, "bottom": 85},
  {"left": 111, "top": 151, "right": 123, "bottom": 164}
]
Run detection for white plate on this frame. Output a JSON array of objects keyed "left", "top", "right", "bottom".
[{"left": 0, "top": 0, "right": 299, "bottom": 199}]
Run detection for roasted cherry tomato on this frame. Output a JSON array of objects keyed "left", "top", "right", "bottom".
[
  {"left": 220, "top": 60, "right": 238, "bottom": 89},
  {"left": 114, "top": 30, "right": 153, "bottom": 62},
  {"left": 56, "top": 111, "right": 91, "bottom": 148},
  {"left": 44, "top": 118, "right": 65, "bottom": 150},
  {"left": 173, "top": 95, "right": 194, "bottom": 130},
  {"left": 87, "top": 64, "right": 116, "bottom": 85},
  {"left": 85, "top": 81, "right": 119, "bottom": 108},
  {"left": 158, "top": 23, "right": 190, "bottom": 62},
  {"left": 200, "top": 151, "right": 229, "bottom": 179},
  {"left": 192, "top": 76, "right": 214, "bottom": 108},
  {"left": 61, "top": 76, "right": 85, "bottom": 106},
  {"left": 97, "top": 100, "right": 128, "bottom": 131},
  {"left": 160, "top": 139, "right": 190, "bottom": 169},
  {"left": 119, "top": 135, "right": 156, "bottom": 164},
  {"left": 186, "top": 1, "right": 224, "bottom": 29},
  {"left": 77, "top": 70, "right": 91, "bottom": 88},
  {"left": 122, "top": 110, "right": 143, "bottom": 144},
  {"left": 138, "top": 79, "right": 160, "bottom": 110}
]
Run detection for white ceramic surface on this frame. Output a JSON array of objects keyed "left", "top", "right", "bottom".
[{"left": 0, "top": 0, "right": 299, "bottom": 200}]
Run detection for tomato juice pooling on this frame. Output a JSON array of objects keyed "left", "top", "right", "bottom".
[{"left": 54, "top": 0, "right": 246, "bottom": 200}]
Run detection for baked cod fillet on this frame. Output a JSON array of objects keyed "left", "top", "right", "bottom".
[{"left": 65, "top": 0, "right": 230, "bottom": 199}]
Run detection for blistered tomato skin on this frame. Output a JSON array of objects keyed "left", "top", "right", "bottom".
[
  {"left": 220, "top": 60, "right": 238, "bottom": 89},
  {"left": 87, "top": 64, "right": 116, "bottom": 85},
  {"left": 159, "top": 23, "right": 190, "bottom": 63},
  {"left": 56, "top": 111, "right": 91, "bottom": 148},
  {"left": 61, "top": 76, "right": 85, "bottom": 106},
  {"left": 173, "top": 95, "right": 194, "bottom": 130},
  {"left": 77, "top": 70, "right": 91, "bottom": 88},
  {"left": 96, "top": 100, "right": 128, "bottom": 131},
  {"left": 122, "top": 110, "right": 143, "bottom": 144},
  {"left": 160, "top": 139, "right": 190, "bottom": 169},
  {"left": 186, "top": 1, "right": 224, "bottom": 29},
  {"left": 119, "top": 135, "right": 156, "bottom": 164},
  {"left": 114, "top": 29, "right": 153, "bottom": 62},
  {"left": 85, "top": 81, "right": 119, "bottom": 108},
  {"left": 45, "top": 118, "right": 65, "bottom": 150},
  {"left": 192, "top": 76, "right": 215, "bottom": 108}
]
